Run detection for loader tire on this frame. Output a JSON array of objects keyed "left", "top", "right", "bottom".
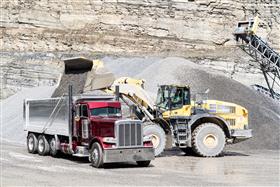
[
  {"left": 191, "top": 123, "right": 225, "bottom": 157},
  {"left": 143, "top": 123, "right": 166, "bottom": 156},
  {"left": 27, "top": 133, "right": 38, "bottom": 154},
  {"left": 90, "top": 142, "right": 104, "bottom": 168},
  {"left": 38, "top": 135, "right": 50, "bottom": 156}
]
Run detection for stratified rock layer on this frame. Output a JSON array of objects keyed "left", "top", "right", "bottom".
[{"left": 1, "top": 0, "right": 279, "bottom": 55}]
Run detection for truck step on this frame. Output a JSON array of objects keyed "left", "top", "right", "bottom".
[{"left": 72, "top": 146, "right": 89, "bottom": 157}]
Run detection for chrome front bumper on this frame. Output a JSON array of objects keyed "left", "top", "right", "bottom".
[
  {"left": 230, "top": 129, "right": 252, "bottom": 143},
  {"left": 103, "top": 147, "right": 154, "bottom": 163}
]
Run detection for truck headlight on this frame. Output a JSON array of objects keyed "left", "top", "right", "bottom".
[{"left": 103, "top": 137, "right": 116, "bottom": 144}]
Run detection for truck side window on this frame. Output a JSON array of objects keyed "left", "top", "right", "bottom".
[
  {"left": 75, "top": 105, "right": 80, "bottom": 117},
  {"left": 81, "top": 105, "right": 88, "bottom": 117}
]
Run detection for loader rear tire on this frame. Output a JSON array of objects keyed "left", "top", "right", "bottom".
[
  {"left": 192, "top": 123, "right": 225, "bottom": 157},
  {"left": 38, "top": 135, "right": 50, "bottom": 156},
  {"left": 27, "top": 133, "right": 38, "bottom": 154},
  {"left": 143, "top": 123, "right": 166, "bottom": 156}
]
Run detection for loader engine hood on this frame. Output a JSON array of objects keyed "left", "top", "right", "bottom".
[{"left": 198, "top": 100, "right": 249, "bottom": 129}]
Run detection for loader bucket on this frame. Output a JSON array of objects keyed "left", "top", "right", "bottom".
[
  {"left": 52, "top": 57, "right": 115, "bottom": 97},
  {"left": 64, "top": 58, "right": 93, "bottom": 74}
]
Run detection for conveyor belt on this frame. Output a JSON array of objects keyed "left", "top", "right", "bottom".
[{"left": 234, "top": 18, "right": 280, "bottom": 100}]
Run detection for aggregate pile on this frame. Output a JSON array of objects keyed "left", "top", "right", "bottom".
[
  {"left": 0, "top": 86, "right": 56, "bottom": 144},
  {"left": 1, "top": 57, "right": 279, "bottom": 150}
]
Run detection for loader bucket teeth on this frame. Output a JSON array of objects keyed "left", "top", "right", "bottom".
[{"left": 64, "top": 58, "right": 93, "bottom": 74}]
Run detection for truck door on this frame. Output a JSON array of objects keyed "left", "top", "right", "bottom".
[{"left": 75, "top": 104, "right": 91, "bottom": 142}]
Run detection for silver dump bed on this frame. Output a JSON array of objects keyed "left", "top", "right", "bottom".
[{"left": 24, "top": 95, "right": 115, "bottom": 136}]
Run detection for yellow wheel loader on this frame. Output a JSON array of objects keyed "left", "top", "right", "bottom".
[{"left": 55, "top": 58, "right": 252, "bottom": 157}]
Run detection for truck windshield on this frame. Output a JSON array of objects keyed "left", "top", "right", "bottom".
[{"left": 90, "top": 107, "right": 121, "bottom": 117}]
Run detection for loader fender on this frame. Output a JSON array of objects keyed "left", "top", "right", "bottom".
[{"left": 188, "top": 114, "right": 231, "bottom": 139}]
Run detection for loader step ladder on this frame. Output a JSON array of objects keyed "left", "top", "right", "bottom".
[
  {"left": 234, "top": 17, "right": 280, "bottom": 100},
  {"left": 173, "top": 118, "right": 189, "bottom": 147}
]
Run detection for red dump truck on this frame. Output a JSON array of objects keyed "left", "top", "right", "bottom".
[{"left": 23, "top": 86, "right": 154, "bottom": 168}]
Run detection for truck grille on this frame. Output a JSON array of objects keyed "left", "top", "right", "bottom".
[{"left": 116, "top": 120, "right": 143, "bottom": 148}]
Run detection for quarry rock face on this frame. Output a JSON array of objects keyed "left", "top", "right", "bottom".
[
  {"left": 1, "top": 0, "right": 279, "bottom": 54},
  {"left": 0, "top": 0, "right": 279, "bottom": 98}
]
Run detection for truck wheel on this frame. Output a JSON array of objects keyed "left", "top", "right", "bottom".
[
  {"left": 143, "top": 123, "right": 166, "bottom": 156},
  {"left": 90, "top": 142, "right": 104, "bottom": 168},
  {"left": 27, "top": 133, "right": 38, "bottom": 154},
  {"left": 136, "top": 161, "right": 151, "bottom": 167},
  {"left": 192, "top": 123, "right": 225, "bottom": 157},
  {"left": 38, "top": 135, "right": 50, "bottom": 156},
  {"left": 49, "top": 137, "right": 59, "bottom": 157}
]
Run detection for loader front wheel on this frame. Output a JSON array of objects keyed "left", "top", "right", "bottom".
[
  {"left": 143, "top": 123, "right": 166, "bottom": 156},
  {"left": 192, "top": 123, "right": 225, "bottom": 157}
]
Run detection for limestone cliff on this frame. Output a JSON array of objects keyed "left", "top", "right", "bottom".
[{"left": 1, "top": 0, "right": 279, "bottom": 54}]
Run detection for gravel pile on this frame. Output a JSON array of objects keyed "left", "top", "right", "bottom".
[
  {"left": 1, "top": 56, "right": 279, "bottom": 150},
  {"left": 0, "top": 86, "right": 56, "bottom": 144}
]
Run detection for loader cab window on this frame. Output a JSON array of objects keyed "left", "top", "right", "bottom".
[
  {"left": 156, "top": 87, "right": 169, "bottom": 109},
  {"left": 156, "top": 86, "right": 190, "bottom": 110},
  {"left": 170, "top": 88, "right": 183, "bottom": 109}
]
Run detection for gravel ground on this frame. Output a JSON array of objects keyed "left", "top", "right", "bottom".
[{"left": 1, "top": 142, "right": 279, "bottom": 186}]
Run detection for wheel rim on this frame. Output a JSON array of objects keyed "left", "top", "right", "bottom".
[
  {"left": 50, "top": 139, "right": 56, "bottom": 152},
  {"left": 92, "top": 148, "right": 99, "bottom": 164},
  {"left": 203, "top": 134, "right": 218, "bottom": 148},
  {"left": 38, "top": 138, "right": 44, "bottom": 153},
  {"left": 151, "top": 134, "right": 160, "bottom": 148},
  {"left": 28, "top": 137, "right": 34, "bottom": 151}
]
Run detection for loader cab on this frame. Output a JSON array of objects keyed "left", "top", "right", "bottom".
[{"left": 156, "top": 85, "right": 191, "bottom": 117}]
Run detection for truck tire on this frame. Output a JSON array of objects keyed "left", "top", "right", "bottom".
[
  {"left": 90, "top": 142, "right": 104, "bottom": 168},
  {"left": 136, "top": 161, "right": 151, "bottom": 167},
  {"left": 37, "top": 135, "right": 50, "bottom": 156},
  {"left": 49, "top": 137, "right": 59, "bottom": 157},
  {"left": 191, "top": 123, "right": 225, "bottom": 157},
  {"left": 27, "top": 133, "right": 38, "bottom": 154},
  {"left": 143, "top": 123, "right": 166, "bottom": 156}
]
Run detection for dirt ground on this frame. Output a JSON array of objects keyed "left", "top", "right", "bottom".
[{"left": 1, "top": 142, "right": 279, "bottom": 186}]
